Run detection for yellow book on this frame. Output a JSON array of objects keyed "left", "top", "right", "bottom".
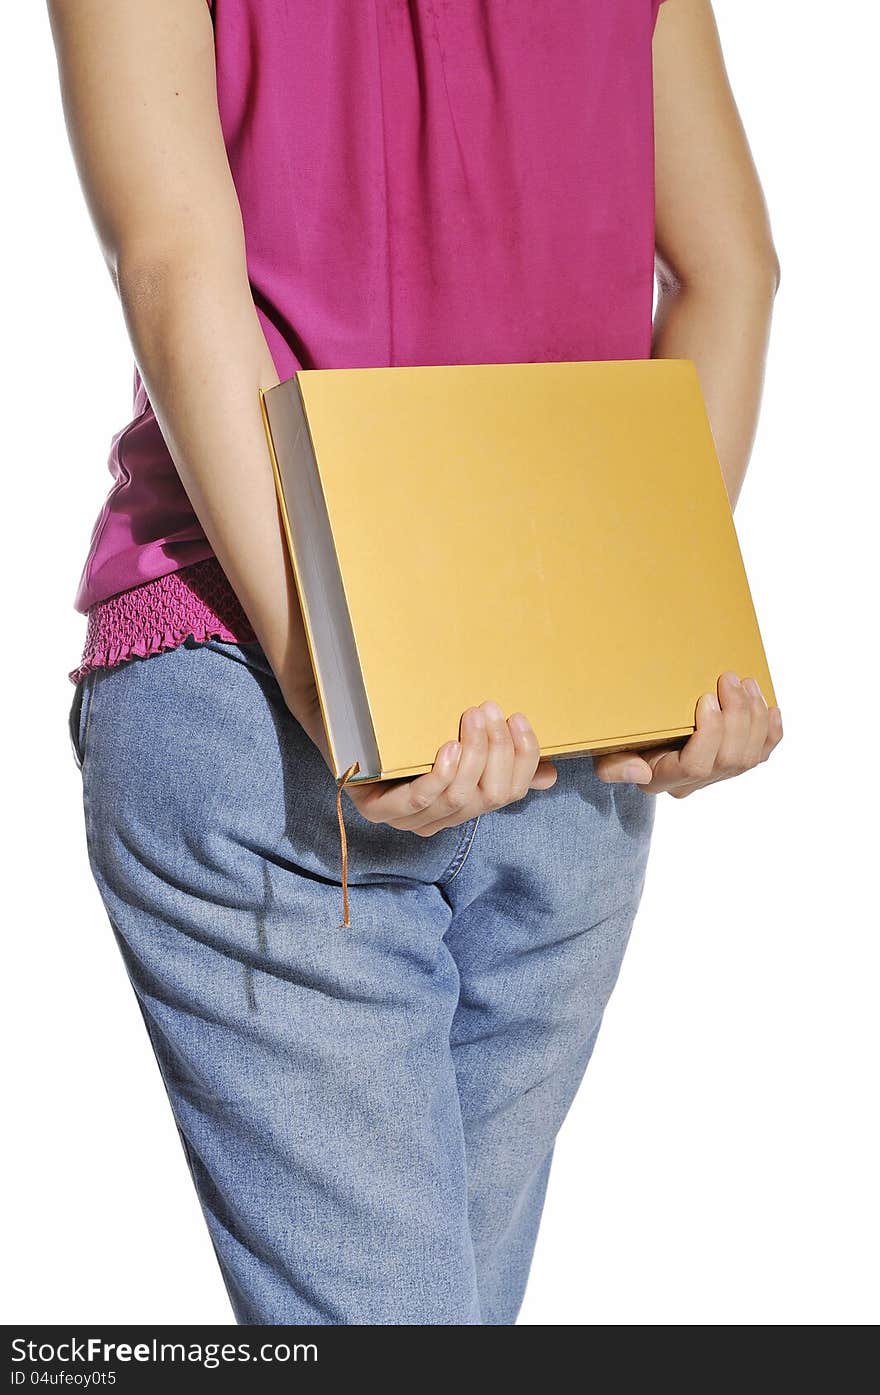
[{"left": 259, "top": 359, "right": 776, "bottom": 785}]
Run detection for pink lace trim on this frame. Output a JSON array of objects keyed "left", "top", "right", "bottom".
[{"left": 69, "top": 557, "right": 257, "bottom": 685}]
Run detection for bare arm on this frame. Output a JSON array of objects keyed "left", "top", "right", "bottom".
[
  {"left": 595, "top": 0, "right": 783, "bottom": 793},
  {"left": 47, "top": 0, "right": 325, "bottom": 750},
  {"left": 49, "top": 0, "right": 557, "bottom": 820},
  {"left": 652, "top": 0, "right": 780, "bottom": 509}
]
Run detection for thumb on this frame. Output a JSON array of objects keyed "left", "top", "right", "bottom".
[{"left": 593, "top": 750, "right": 654, "bottom": 784}]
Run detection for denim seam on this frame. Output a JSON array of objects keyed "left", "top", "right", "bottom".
[
  {"left": 69, "top": 671, "right": 95, "bottom": 772},
  {"left": 438, "top": 815, "right": 481, "bottom": 887},
  {"left": 68, "top": 682, "right": 85, "bottom": 771},
  {"left": 79, "top": 671, "right": 97, "bottom": 775}
]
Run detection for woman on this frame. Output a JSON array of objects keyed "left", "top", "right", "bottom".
[{"left": 54, "top": 0, "right": 782, "bottom": 1325}]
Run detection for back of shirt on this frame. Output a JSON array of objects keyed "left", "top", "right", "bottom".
[{"left": 75, "top": 0, "right": 666, "bottom": 613}]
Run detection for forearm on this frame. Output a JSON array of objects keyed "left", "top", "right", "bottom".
[
  {"left": 650, "top": 0, "right": 780, "bottom": 512},
  {"left": 651, "top": 262, "right": 779, "bottom": 510},
  {"left": 47, "top": 1, "right": 318, "bottom": 728},
  {"left": 117, "top": 251, "right": 313, "bottom": 712}
]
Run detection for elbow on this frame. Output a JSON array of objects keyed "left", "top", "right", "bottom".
[
  {"left": 657, "top": 238, "right": 782, "bottom": 304},
  {"left": 750, "top": 237, "right": 782, "bottom": 298},
  {"left": 112, "top": 225, "right": 248, "bottom": 330},
  {"left": 113, "top": 244, "right": 202, "bottom": 316}
]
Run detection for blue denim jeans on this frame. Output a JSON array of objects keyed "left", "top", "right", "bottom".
[{"left": 68, "top": 636, "right": 655, "bottom": 1325}]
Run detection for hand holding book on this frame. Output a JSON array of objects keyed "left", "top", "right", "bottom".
[
  {"left": 291, "top": 659, "right": 780, "bottom": 931},
  {"left": 594, "top": 669, "right": 782, "bottom": 797},
  {"left": 342, "top": 698, "right": 558, "bottom": 837},
  {"left": 301, "top": 668, "right": 783, "bottom": 823},
  {"left": 286, "top": 641, "right": 559, "bottom": 833}
]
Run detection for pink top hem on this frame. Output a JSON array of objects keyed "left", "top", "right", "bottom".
[{"left": 69, "top": 558, "right": 256, "bottom": 685}]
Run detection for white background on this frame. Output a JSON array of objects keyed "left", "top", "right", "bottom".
[{"left": 3, "top": 2, "right": 877, "bottom": 1325}]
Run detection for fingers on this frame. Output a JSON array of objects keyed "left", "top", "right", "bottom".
[
  {"left": 401, "top": 705, "right": 489, "bottom": 832},
  {"left": 355, "top": 670, "right": 782, "bottom": 830},
  {"left": 508, "top": 712, "right": 548, "bottom": 796},
  {"left": 763, "top": 703, "right": 784, "bottom": 760},
  {"left": 662, "top": 689, "right": 725, "bottom": 786},
  {"left": 651, "top": 674, "right": 771, "bottom": 795},
  {"left": 596, "top": 671, "right": 783, "bottom": 797},
  {"left": 356, "top": 700, "right": 549, "bottom": 836},
  {"left": 529, "top": 757, "right": 559, "bottom": 790},
  {"left": 740, "top": 676, "right": 770, "bottom": 767},
  {"left": 451, "top": 704, "right": 491, "bottom": 805},
  {"left": 352, "top": 738, "right": 464, "bottom": 826},
  {"left": 418, "top": 701, "right": 539, "bottom": 832},
  {"left": 714, "top": 671, "right": 755, "bottom": 772},
  {"left": 740, "top": 679, "right": 783, "bottom": 766},
  {"left": 477, "top": 700, "right": 517, "bottom": 807},
  {"left": 444, "top": 700, "right": 545, "bottom": 813}
]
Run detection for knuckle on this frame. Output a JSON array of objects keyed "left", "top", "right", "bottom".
[
  {"left": 441, "top": 790, "right": 465, "bottom": 815},
  {"left": 486, "top": 727, "right": 512, "bottom": 748},
  {"left": 714, "top": 752, "right": 739, "bottom": 775},
  {"left": 680, "top": 753, "right": 712, "bottom": 782},
  {"left": 407, "top": 789, "right": 433, "bottom": 814},
  {"left": 512, "top": 724, "right": 538, "bottom": 749}
]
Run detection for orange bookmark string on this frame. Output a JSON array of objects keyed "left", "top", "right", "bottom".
[{"left": 335, "top": 761, "right": 360, "bottom": 928}]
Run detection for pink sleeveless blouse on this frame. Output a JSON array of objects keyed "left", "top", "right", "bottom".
[{"left": 70, "top": 0, "right": 668, "bottom": 685}]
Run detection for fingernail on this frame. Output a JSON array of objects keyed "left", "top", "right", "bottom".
[
  {"left": 705, "top": 693, "right": 721, "bottom": 713},
  {"left": 743, "top": 677, "right": 764, "bottom": 701},
  {"left": 444, "top": 742, "right": 461, "bottom": 762},
  {"left": 509, "top": 713, "right": 531, "bottom": 735},
  {"left": 729, "top": 673, "right": 742, "bottom": 688},
  {"left": 469, "top": 707, "right": 486, "bottom": 731},
  {"left": 483, "top": 700, "right": 503, "bottom": 722}
]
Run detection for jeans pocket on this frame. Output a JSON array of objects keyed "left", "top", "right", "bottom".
[{"left": 68, "top": 672, "right": 95, "bottom": 773}]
